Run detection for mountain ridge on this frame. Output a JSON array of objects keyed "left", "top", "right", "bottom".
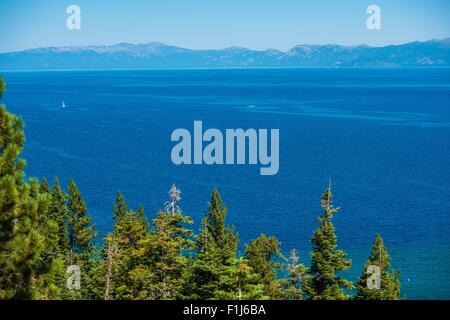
[{"left": 1, "top": 38, "right": 449, "bottom": 70}]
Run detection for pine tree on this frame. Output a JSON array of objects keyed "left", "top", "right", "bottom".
[
  {"left": 136, "top": 204, "right": 149, "bottom": 233},
  {"left": 45, "top": 177, "right": 72, "bottom": 299},
  {"left": 39, "top": 177, "right": 51, "bottom": 194},
  {"left": 113, "top": 191, "right": 128, "bottom": 222},
  {"left": 185, "top": 235, "right": 224, "bottom": 299},
  {"left": 98, "top": 186, "right": 191, "bottom": 300},
  {"left": 200, "top": 188, "right": 238, "bottom": 263},
  {"left": 91, "top": 198, "right": 150, "bottom": 300},
  {"left": 67, "top": 179, "right": 97, "bottom": 262},
  {"left": 355, "top": 234, "right": 401, "bottom": 300},
  {"left": 0, "top": 82, "right": 58, "bottom": 299},
  {"left": 139, "top": 184, "right": 194, "bottom": 299},
  {"left": 214, "top": 257, "right": 267, "bottom": 300},
  {"left": 106, "top": 199, "right": 150, "bottom": 300},
  {"left": 305, "top": 181, "right": 352, "bottom": 300},
  {"left": 33, "top": 178, "right": 62, "bottom": 299},
  {"left": 67, "top": 178, "right": 98, "bottom": 299},
  {"left": 186, "top": 188, "right": 239, "bottom": 299},
  {"left": 281, "top": 248, "right": 308, "bottom": 300},
  {"left": 48, "top": 177, "right": 69, "bottom": 254},
  {"left": 245, "top": 234, "right": 284, "bottom": 299}
]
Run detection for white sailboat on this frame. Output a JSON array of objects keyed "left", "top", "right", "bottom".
[{"left": 61, "top": 101, "right": 66, "bottom": 108}]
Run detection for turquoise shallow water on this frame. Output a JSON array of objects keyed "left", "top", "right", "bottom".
[{"left": 1, "top": 68, "right": 450, "bottom": 299}]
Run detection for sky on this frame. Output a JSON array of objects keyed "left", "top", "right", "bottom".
[{"left": 0, "top": 0, "right": 449, "bottom": 53}]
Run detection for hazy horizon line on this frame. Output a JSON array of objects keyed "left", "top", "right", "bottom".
[{"left": 1, "top": 37, "right": 449, "bottom": 54}]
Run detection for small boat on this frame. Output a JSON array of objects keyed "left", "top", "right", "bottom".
[{"left": 61, "top": 101, "right": 66, "bottom": 108}]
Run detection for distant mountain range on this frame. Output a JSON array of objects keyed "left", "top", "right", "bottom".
[{"left": 1, "top": 38, "right": 450, "bottom": 70}]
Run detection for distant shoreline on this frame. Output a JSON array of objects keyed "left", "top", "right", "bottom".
[
  {"left": 1, "top": 39, "right": 449, "bottom": 70},
  {"left": 2, "top": 66, "right": 450, "bottom": 73}
]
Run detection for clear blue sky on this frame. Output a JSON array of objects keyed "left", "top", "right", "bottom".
[{"left": 0, "top": 0, "right": 449, "bottom": 52}]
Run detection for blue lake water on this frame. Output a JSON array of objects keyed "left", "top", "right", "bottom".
[{"left": 1, "top": 68, "right": 450, "bottom": 299}]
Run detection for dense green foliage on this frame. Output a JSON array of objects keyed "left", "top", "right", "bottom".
[
  {"left": 305, "top": 183, "right": 353, "bottom": 300},
  {"left": 0, "top": 78, "right": 58, "bottom": 299},
  {"left": 245, "top": 234, "right": 284, "bottom": 299},
  {"left": 0, "top": 78, "right": 402, "bottom": 300},
  {"left": 281, "top": 249, "right": 308, "bottom": 300},
  {"left": 355, "top": 234, "right": 401, "bottom": 300}
]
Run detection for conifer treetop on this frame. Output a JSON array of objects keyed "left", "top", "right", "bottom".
[
  {"left": 164, "top": 183, "right": 182, "bottom": 215},
  {"left": 319, "top": 178, "right": 341, "bottom": 220}
]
